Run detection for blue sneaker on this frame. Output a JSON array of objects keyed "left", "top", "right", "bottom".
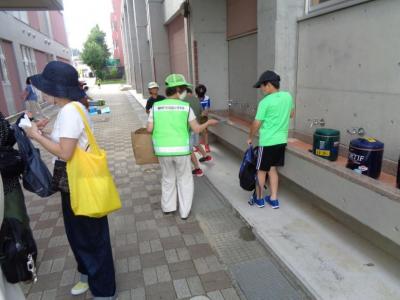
[
  {"left": 248, "top": 192, "right": 256, "bottom": 206},
  {"left": 264, "top": 195, "right": 271, "bottom": 204},
  {"left": 269, "top": 199, "right": 280, "bottom": 209},
  {"left": 254, "top": 198, "right": 265, "bottom": 208}
]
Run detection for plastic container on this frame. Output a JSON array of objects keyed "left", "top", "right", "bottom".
[
  {"left": 346, "top": 137, "right": 384, "bottom": 179},
  {"left": 313, "top": 128, "right": 340, "bottom": 161}
]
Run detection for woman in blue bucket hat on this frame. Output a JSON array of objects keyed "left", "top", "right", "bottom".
[{"left": 23, "top": 61, "right": 116, "bottom": 299}]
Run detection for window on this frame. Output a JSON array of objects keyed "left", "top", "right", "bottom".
[
  {"left": 38, "top": 11, "right": 51, "bottom": 37},
  {"left": 20, "top": 45, "right": 37, "bottom": 78},
  {"left": 307, "top": 0, "right": 356, "bottom": 13},
  {"left": 10, "top": 11, "right": 28, "bottom": 24},
  {"left": 0, "top": 43, "right": 9, "bottom": 82}
]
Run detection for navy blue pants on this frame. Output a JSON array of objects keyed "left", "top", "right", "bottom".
[{"left": 61, "top": 192, "right": 116, "bottom": 297}]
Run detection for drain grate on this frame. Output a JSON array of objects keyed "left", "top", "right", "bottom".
[{"left": 231, "top": 258, "right": 303, "bottom": 300}]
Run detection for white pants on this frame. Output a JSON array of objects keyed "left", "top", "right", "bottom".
[{"left": 159, "top": 155, "right": 194, "bottom": 218}]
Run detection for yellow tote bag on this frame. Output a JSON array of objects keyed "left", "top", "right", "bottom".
[{"left": 66, "top": 103, "right": 121, "bottom": 218}]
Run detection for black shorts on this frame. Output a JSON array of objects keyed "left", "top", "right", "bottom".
[{"left": 256, "top": 144, "right": 287, "bottom": 171}]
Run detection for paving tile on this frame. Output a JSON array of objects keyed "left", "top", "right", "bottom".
[
  {"left": 207, "top": 290, "right": 225, "bottom": 300},
  {"left": 200, "top": 271, "right": 232, "bottom": 292},
  {"left": 50, "top": 257, "right": 65, "bottom": 273},
  {"left": 160, "top": 236, "right": 186, "bottom": 250},
  {"left": 128, "top": 256, "right": 142, "bottom": 272},
  {"left": 145, "top": 282, "right": 176, "bottom": 300},
  {"left": 165, "top": 249, "right": 179, "bottom": 264},
  {"left": 188, "top": 244, "right": 214, "bottom": 259},
  {"left": 29, "top": 272, "right": 63, "bottom": 293},
  {"left": 38, "top": 260, "right": 53, "bottom": 276},
  {"left": 132, "top": 287, "right": 146, "bottom": 300},
  {"left": 143, "top": 267, "right": 158, "bottom": 286},
  {"left": 138, "top": 229, "right": 159, "bottom": 242},
  {"left": 187, "top": 276, "right": 205, "bottom": 296},
  {"left": 156, "top": 265, "right": 172, "bottom": 283},
  {"left": 116, "top": 271, "right": 144, "bottom": 290},
  {"left": 41, "top": 288, "right": 57, "bottom": 300},
  {"left": 150, "top": 239, "right": 163, "bottom": 252},
  {"left": 178, "top": 222, "right": 203, "bottom": 234},
  {"left": 60, "top": 269, "right": 76, "bottom": 287},
  {"left": 169, "top": 260, "right": 197, "bottom": 280},
  {"left": 114, "top": 243, "right": 139, "bottom": 258},
  {"left": 193, "top": 258, "right": 210, "bottom": 275},
  {"left": 139, "top": 241, "right": 151, "bottom": 254},
  {"left": 221, "top": 287, "right": 240, "bottom": 300},
  {"left": 173, "top": 279, "right": 191, "bottom": 299},
  {"left": 177, "top": 247, "right": 191, "bottom": 261},
  {"left": 141, "top": 251, "right": 167, "bottom": 268},
  {"left": 42, "top": 245, "right": 69, "bottom": 260}
]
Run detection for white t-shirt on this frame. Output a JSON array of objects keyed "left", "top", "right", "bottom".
[
  {"left": 51, "top": 102, "right": 92, "bottom": 151},
  {"left": 148, "top": 107, "right": 196, "bottom": 123}
]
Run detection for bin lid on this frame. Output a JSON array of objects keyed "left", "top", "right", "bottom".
[
  {"left": 350, "top": 137, "right": 384, "bottom": 150},
  {"left": 314, "top": 128, "right": 340, "bottom": 137}
]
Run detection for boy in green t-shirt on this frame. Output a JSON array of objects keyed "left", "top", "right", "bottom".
[{"left": 247, "top": 70, "right": 294, "bottom": 209}]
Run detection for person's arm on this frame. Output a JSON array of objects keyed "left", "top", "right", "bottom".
[
  {"left": 145, "top": 98, "right": 152, "bottom": 114},
  {"left": 21, "top": 88, "right": 29, "bottom": 101},
  {"left": 290, "top": 109, "right": 295, "bottom": 119},
  {"left": 247, "top": 101, "right": 266, "bottom": 145},
  {"left": 146, "top": 108, "right": 154, "bottom": 133},
  {"left": 147, "top": 121, "right": 154, "bottom": 133},
  {"left": 24, "top": 123, "right": 78, "bottom": 161},
  {"left": 189, "top": 119, "right": 218, "bottom": 134},
  {"left": 247, "top": 120, "right": 262, "bottom": 145}
]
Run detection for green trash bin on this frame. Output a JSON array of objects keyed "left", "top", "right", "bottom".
[{"left": 313, "top": 128, "right": 340, "bottom": 161}]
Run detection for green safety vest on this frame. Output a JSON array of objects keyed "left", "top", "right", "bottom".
[{"left": 152, "top": 98, "right": 191, "bottom": 156}]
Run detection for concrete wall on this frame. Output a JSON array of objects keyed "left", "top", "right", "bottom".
[
  {"left": 228, "top": 34, "right": 258, "bottom": 118},
  {"left": 167, "top": 15, "right": 189, "bottom": 82},
  {"left": 296, "top": 0, "right": 400, "bottom": 162},
  {"left": 133, "top": 0, "right": 152, "bottom": 98},
  {"left": 190, "top": 0, "right": 229, "bottom": 111},
  {"left": 257, "top": 0, "right": 276, "bottom": 80},
  {"left": 147, "top": 0, "right": 171, "bottom": 88},
  {"left": 163, "top": 0, "right": 184, "bottom": 24},
  {"left": 274, "top": 0, "right": 304, "bottom": 94}
]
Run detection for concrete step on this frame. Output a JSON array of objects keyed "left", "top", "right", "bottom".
[{"left": 199, "top": 143, "right": 400, "bottom": 300}]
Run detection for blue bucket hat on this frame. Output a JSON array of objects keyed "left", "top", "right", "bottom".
[{"left": 30, "top": 61, "right": 86, "bottom": 101}]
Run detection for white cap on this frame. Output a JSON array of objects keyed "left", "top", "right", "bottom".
[{"left": 148, "top": 82, "right": 159, "bottom": 89}]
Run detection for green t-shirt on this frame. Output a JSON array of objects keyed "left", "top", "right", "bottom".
[{"left": 255, "top": 91, "right": 294, "bottom": 147}]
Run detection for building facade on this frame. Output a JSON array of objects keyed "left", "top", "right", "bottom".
[
  {"left": 120, "top": 0, "right": 400, "bottom": 165},
  {"left": 0, "top": 10, "right": 70, "bottom": 116},
  {"left": 111, "top": 0, "right": 125, "bottom": 68}
]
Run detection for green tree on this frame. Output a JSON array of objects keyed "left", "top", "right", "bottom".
[{"left": 81, "top": 25, "right": 110, "bottom": 79}]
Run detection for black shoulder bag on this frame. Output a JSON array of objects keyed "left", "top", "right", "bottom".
[{"left": 0, "top": 217, "right": 38, "bottom": 283}]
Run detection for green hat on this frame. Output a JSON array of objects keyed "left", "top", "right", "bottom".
[{"left": 165, "top": 74, "right": 192, "bottom": 88}]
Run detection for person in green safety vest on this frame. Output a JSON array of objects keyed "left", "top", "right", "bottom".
[{"left": 146, "top": 74, "right": 218, "bottom": 220}]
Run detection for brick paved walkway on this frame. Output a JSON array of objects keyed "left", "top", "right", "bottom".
[{"left": 23, "top": 85, "right": 240, "bottom": 300}]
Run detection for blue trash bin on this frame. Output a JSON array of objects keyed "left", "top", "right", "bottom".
[{"left": 346, "top": 137, "right": 384, "bottom": 179}]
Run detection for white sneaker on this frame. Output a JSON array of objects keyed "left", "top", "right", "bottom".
[{"left": 71, "top": 281, "right": 89, "bottom": 295}]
